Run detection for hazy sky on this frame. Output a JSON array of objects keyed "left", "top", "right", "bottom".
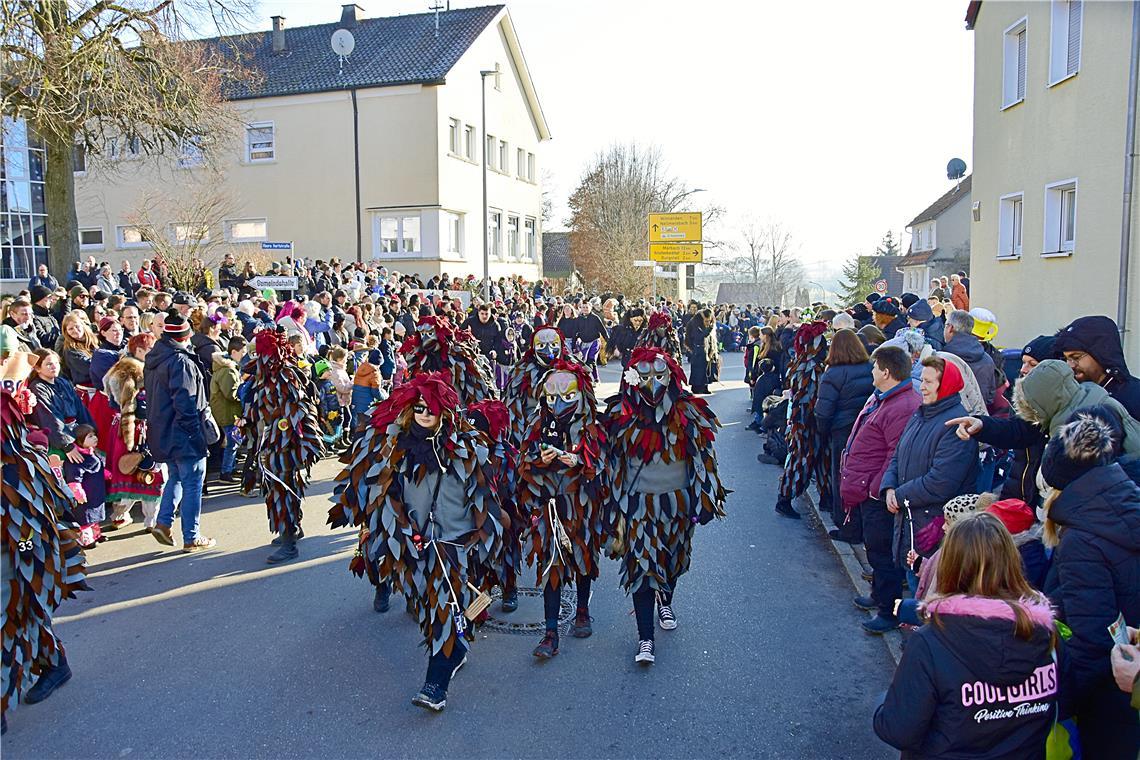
[{"left": 258, "top": 0, "right": 974, "bottom": 277}]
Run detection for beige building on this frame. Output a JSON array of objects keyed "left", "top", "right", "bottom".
[
  {"left": 71, "top": 4, "right": 549, "bottom": 281},
  {"left": 966, "top": 0, "right": 1139, "bottom": 363},
  {"left": 899, "top": 176, "right": 972, "bottom": 294}
]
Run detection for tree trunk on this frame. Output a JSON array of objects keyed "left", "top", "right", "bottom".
[{"left": 44, "top": 130, "right": 79, "bottom": 279}]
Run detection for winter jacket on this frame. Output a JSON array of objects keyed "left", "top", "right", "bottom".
[
  {"left": 950, "top": 282, "right": 969, "bottom": 311},
  {"left": 351, "top": 362, "right": 385, "bottom": 420},
  {"left": 840, "top": 381, "right": 921, "bottom": 510},
  {"left": 144, "top": 337, "right": 211, "bottom": 463},
  {"left": 936, "top": 351, "right": 986, "bottom": 415},
  {"left": 464, "top": 317, "right": 503, "bottom": 359},
  {"left": 27, "top": 375, "right": 94, "bottom": 453},
  {"left": 882, "top": 315, "right": 907, "bottom": 339},
  {"left": 1044, "top": 461, "right": 1140, "bottom": 725},
  {"left": 61, "top": 347, "right": 92, "bottom": 386},
  {"left": 209, "top": 354, "right": 242, "bottom": 428},
  {"left": 944, "top": 332, "right": 997, "bottom": 406},
  {"left": 815, "top": 361, "right": 874, "bottom": 438},
  {"left": 88, "top": 345, "right": 122, "bottom": 392},
  {"left": 325, "top": 361, "right": 353, "bottom": 407},
  {"left": 1053, "top": 314, "right": 1140, "bottom": 420},
  {"left": 915, "top": 316, "right": 945, "bottom": 350},
  {"left": 191, "top": 333, "right": 224, "bottom": 394},
  {"left": 874, "top": 595, "right": 1057, "bottom": 760},
  {"left": 116, "top": 269, "right": 139, "bottom": 296}
]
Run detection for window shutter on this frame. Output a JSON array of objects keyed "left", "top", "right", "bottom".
[
  {"left": 1067, "top": 1, "right": 1082, "bottom": 75},
  {"left": 1017, "top": 29, "right": 1027, "bottom": 100}
]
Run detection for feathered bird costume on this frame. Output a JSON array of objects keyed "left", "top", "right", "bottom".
[
  {"left": 242, "top": 329, "right": 323, "bottom": 536},
  {"left": 466, "top": 399, "right": 521, "bottom": 592},
  {"left": 504, "top": 325, "right": 568, "bottom": 446},
  {"left": 637, "top": 311, "right": 683, "bottom": 360},
  {"left": 517, "top": 360, "right": 608, "bottom": 590},
  {"left": 776, "top": 322, "right": 831, "bottom": 507},
  {"left": 328, "top": 372, "right": 505, "bottom": 658},
  {"left": 399, "top": 316, "right": 496, "bottom": 405},
  {"left": 603, "top": 346, "right": 726, "bottom": 595},
  {"left": 1, "top": 331, "right": 88, "bottom": 722}
]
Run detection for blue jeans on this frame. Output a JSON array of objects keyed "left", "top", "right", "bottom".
[
  {"left": 158, "top": 457, "right": 206, "bottom": 545},
  {"left": 221, "top": 426, "right": 237, "bottom": 473}
]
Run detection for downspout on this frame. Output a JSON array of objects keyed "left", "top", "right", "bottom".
[
  {"left": 351, "top": 88, "right": 363, "bottom": 264},
  {"left": 1118, "top": 0, "right": 1140, "bottom": 342}
]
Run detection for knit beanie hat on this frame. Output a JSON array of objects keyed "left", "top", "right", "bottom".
[
  {"left": 163, "top": 314, "right": 191, "bottom": 341},
  {"left": 1041, "top": 407, "right": 1122, "bottom": 490},
  {"left": 986, "top": 498, "right": 1036, "bottom": 535},
  {"left": 900, "top": 293, "right": 920, "bottom": 309},
  {"left": 943, "top": 493, "right": 984, "bottom": 526},
  {"left": 1022, "top": 335, "right": 1059, "bottom": 363},
  {"left": 872, "top": 298, "right": 900, "bottom": 317}
]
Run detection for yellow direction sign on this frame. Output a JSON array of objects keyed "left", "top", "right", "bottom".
[
  {"left": 649, "top": 242, "right": 704, "bottom": 263},
  {"left": 649, "top": 212, "right": 702, "bottom": 243}
]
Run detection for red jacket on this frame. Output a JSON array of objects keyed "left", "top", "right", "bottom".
[
  {"left": 138, "top": 268, "right": 161, "bottom": 289},
  {"left": 839, "top": 380, "right": 921, "bottom": 509}
]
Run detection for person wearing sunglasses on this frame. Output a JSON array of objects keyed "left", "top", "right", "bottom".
[{"left": 328, "top": 372, "right": 505, "bottom": 712}]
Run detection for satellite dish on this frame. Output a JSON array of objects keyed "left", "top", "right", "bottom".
[
  {"left": 331, "top": 28, "right": 355, "bottom": 57},
  {"left": 947, "top": 158, "right": 968, "bottom": 181}
]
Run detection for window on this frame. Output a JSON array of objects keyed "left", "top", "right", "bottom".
[
  {"left": 448, "top": 118, "right": 461, "bottom": 155},
  {"left": 912, "top": 222, "right": 936, "bottom": 252},
  {"left": 485, "top": 134, "right": 496, "bottom": 170},
  {"left": 488, "top": 209, "right": 502, "bottom": 257},
  {"left": 0, "top": 116, "right": 50, "bottom": 280},
  {"left": 507, "top": 214, "right": 520, "bottom": 257},
  {"left": 374, "top": 214, "right": 422, "bottom": 256},
  {"left": 493, "top": 62, "right": 502, "bottom": 91},
  {"left": 124, "top": 135, "right": 142, "bottom": 159},
  {"left": 465, "top": 125, "right": 476, "bottom": 160},
  {"left": 499, "top": 140, "right": 509, "bottom": 174},
  {"left": 1043, "top": 179, "right": 1077, "bottom": 256},
  {"left": 170, "top": 222, "right": 209, "bottom": 244},
  {"left": 1049, "top": 0, "right": 1082, "bottom": 84},
  {"left": 73, "top": 143, "right": 87, "bottom": 174},
  {"left": 517, "top": 148, "right": 526, "bottom": 178},
  {"left": 1002, "top": 18, "right": 1028, "bottom": 108},
  {"left": 998, "top": 193, "right": 1024, "bottom": 258},
  {"left": 225, "top": 218, "right": 267, "bottom": 242},
  {"left": 177, "top": 135, "right": 205, "bottom": 169},
  {"left": 106, "top": 137, "right": 120, "bottom": 160},
  {"left": 79, "top": 228, "right": 104, "bottom": 250},
  {"left": 524, "top": 217, "right": 536, "bottom": 260},
  {"left": 116, "top": 225, "right": 150, "bottom": 249},
  {"left": 527, "top": 152, "right": 536, "bottom": 182},
  {"left": 444, "top": 211, "right": 463, "bottom": 255},
  {"left": 246, "top": 122, "right": 275, "bottom": 162}
]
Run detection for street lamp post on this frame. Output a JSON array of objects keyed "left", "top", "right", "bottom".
[{"left": 479, "top": 69, "right": 497, "bottom": 302}]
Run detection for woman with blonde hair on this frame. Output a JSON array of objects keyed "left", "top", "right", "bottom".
[
  {"left": 874, "top": 512, "right": 1057, "bottom": 758},
  {"left": 59, "top": 310, "right": 98, "bottom": 386}
]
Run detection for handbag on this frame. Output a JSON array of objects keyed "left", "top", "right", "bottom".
[
  {"left": 118, "top": 451, "right": 144, "bottom": 475},
  {"left": 203, "top": 414, "right": 221, "bottom": 446}
]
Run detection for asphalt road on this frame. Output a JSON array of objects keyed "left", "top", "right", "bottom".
[{"left": 4, "top": 355, "right": 896, "bottom": 759}]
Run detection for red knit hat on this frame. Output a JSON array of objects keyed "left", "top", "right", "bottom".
[{"left": 986, "top": 498, "right": 1036, "bottom": 535}]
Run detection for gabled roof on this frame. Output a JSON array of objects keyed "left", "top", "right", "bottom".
[
  {"left": 541, "top": 232, "right": 572, "bottom": 276},
  {"left": 906, "top": 175, "right": 972, "bottom": 228},
  {"left": 899, "top": 250, "right": 936, "bottom": 266},
  {"left": 213, "top": 6, "right": 499, "bottom": 99},
  {"left": 965, "top": 1, "right": 982, "bottom": 30}
]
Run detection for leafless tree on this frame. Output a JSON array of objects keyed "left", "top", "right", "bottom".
[{"left": 723, "top": 218, "right": 805, "bottom": 307}]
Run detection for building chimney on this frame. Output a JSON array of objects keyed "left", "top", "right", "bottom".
[
  {"left": 271, "top": 16, "right": 286, "bottom": 53},
  {"left": 339, "top": 4, "right": 363, "bottom": 29}
]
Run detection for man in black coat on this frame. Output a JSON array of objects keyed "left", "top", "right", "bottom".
[
  {"left": 462, "top": 303, "right": 503, "bottom": 361},
  {"left": 115, "top": 259, "right": 140, "bottom": 297},
  {"left": 1054, "top": 315, "right": 1140, "bottom": 420}
]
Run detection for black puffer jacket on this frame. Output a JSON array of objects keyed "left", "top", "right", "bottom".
[
  {"left": 944, "top": 332, "right": 998, "bottom": 406},
  {"left": 1054, "top": 315, "right": 1140, "bottom": 420},
  {"left": 814, "top": 361, "right": 874, "bottom": 437},
  {"left": 144, "top": 337, "right": 211, "bottom": 463},
  {"left": 874, "top": 595, "right": 1057, "bottom": 759}
]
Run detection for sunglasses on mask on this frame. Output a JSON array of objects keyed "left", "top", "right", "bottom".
[{"left": 412, "top": 404, "right": 429, "bottom": 414}]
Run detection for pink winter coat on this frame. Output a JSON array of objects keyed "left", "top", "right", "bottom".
[{"left": 839, "top": 381, "right": 921, "bottom": 510}]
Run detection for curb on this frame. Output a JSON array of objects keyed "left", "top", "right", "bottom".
[{"left": 794, "top": 491, "right": 903, "bottom": 665}]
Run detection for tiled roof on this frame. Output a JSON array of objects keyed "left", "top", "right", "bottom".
[
  {"left": 212, "top": 6, "right": 504, "bottom": 100},
  {"left": 900, "top": 250, "right": 936, "bottom": 266},
  {"left": 965, "top": 1, "right": 982, "bottom": 30},
  {"left": 541, "top": 232, "right": 572, "bottom": 277},
  {"left": 907, "top": 175, "right": 972, "bottom": 228}
]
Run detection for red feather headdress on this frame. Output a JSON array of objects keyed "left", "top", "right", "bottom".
[
  {"left": 371, "top": 371, "right": 459, "bottom": 429},
  {"left": 254, "top": 328, "right": 290, "bottom": 371},
  {"left": 647, "top": 311, "right": 672, "bottom": 331},
  {"left": 467, "top": 399, "right": 510, "bottom": 440}
]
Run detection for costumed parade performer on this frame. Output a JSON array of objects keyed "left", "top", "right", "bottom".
[
  {"left": 328, "top": 372, "right": 505, "bottom": 711},
  {"left": 773, "top": 321, "right": 831, "bottom": 520},
  {"left": 1, "top": 326, "right": 89, "bottom": 735},
  {"left": 401, "top": 316, "right": 496, "bottom": 404},
  {"left": 504, "top": 325, "right": 569, "bottom": 446},
  {"left": 608, "top": 307, "right": 647, "bottom": 366},
  {"left": 242, "top": 328, "right": 322, "bottom": 563},
  {"left": 466, "top": 400, "right": 523, "bottom": 612},
  {"left": 603, "top": 346, "right": 726, "bottom": 664},
  {"left": 517, "top": 360, "right": 607, "bottom": 660},
  {"left": 637, "top": 311, "right": 683, "bottom": 360}
]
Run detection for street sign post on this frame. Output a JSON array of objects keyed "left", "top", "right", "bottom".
[
  {"left": 260, "top": 241, "right": 294, "bottom": 251},
  {"left": 649, "top": 242, "right": 703, "bottom": 263},
  {"left": 649, "top": 212, "right": 702, "bottom": 243},
  {"left": 250, "top": 276, "right": 300, "bottom": 291}
]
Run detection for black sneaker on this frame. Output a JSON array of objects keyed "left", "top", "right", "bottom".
[
  {"left": 266, "top": 540, "right": 298, "bottom": 564},
  {"left": 532, "top": 630, "right": 559, "bottom": 659},
  {"left": 852, "top": 595, "right": 877, "bottom": 611},
  {"left": 24, "top": 659, "right": 71, "bottom": 704},
  {"left": 570, "top": 607, "right": 593, "bottom": 638},
  {"left": 657, "top": 604, "right": 677, "bottom": 631},
  {"left": 635, "top": 639, "right": 655, "bottom": 665},
  {"left": 220, "top": 471, "right": 238, "bottom": 483},
  {"left": 373, "top": 583, "right": 391, "bottom": 613},
  {"left": 411, "top": 682, "right": 447, "bottom": 712},
  {"left": 862, "top": 615, "right": 901, "bottom": 635},
  {"left": 271, "top": 526, "right": 305, "bottom": 546},
  {"left": 774, "top": 500, "right": 801, "bottom": 520},
  {"left": 500, "top": 589, "right": 518, "bottom": 613},
  {"left": 757, "top": 453, "right": 782, "bottom": 465}
]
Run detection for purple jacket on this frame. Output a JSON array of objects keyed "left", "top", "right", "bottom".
[{"left": 839, "top": 381, "right": 920, "bottom": 510}]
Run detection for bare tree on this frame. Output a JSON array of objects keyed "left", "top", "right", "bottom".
[
  {"left": 1, "top": 0, "right": 255, "bottom": 276},
  {"left": 567, "top": 143, "right": 717, "bottom": 297},
  {"left": 723, "top": 219, "right": 805, "bottom": 307}
]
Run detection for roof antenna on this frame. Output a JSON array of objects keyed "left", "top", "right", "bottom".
[{"left": 430, "top": 1, "right": 443, "bottom": 36}]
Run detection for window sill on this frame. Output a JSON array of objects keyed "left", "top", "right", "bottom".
[
  {"left": 1048, "top": 71, "right": 1078, "bottom": 88},
  {"left": 1001, "top": 97, "right": 1024, "bottom": 111},
  {"left": 73, "top": 171, "right": 87, "bottom": 178},
  {"left": 995, "top": 253, "right": 1021, "bottom": 261},
  {"left": 243, "top": 159, "right": 277, "bottom": 166},
  {"left": 1041, "top": 249, "right": 1074, "bottom": 259},
  {"left": 79, "top": 246, "right": 106, "bottom": 252}
]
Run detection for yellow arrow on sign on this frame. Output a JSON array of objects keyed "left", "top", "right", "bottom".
[
  {"left": 649, "top": 212, "right": 702, "bottom": 243},
  {"left": 649, "top": 242, "right": 703, "bottom": 263}
]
